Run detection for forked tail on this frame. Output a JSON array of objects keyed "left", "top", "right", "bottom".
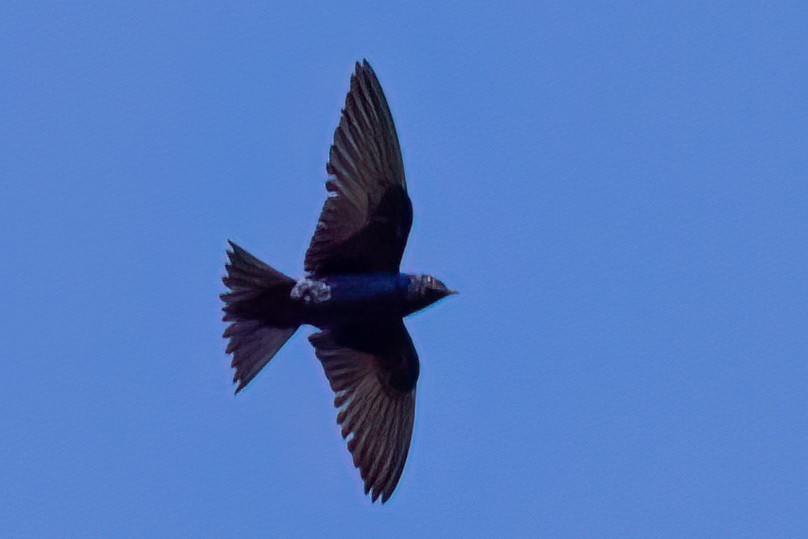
[{"left": 221, "top": 240, "right": 300, "bottom": 393}]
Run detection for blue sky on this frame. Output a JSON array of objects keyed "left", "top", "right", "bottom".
[{"left": 2, "top": 2, "right": 806, "bottom": 536}]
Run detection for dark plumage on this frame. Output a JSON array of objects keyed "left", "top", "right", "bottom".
[{"left": 221, "top": 60, "right": 454, "bottom": 503}]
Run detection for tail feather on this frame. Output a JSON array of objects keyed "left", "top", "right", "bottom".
[
  {"left": 223, "top": 241, "right": 294, "bottom": 291},
  {"left": 221, "top": 240, "right": 299, "bottom": 393}
]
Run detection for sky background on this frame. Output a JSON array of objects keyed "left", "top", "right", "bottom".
[{"left": 2, "top": 2, "right": 806, "bottom": 537}]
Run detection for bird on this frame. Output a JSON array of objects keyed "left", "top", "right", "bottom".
[{"left": 221, "top": 60, "right": 455, "bottom": 503}]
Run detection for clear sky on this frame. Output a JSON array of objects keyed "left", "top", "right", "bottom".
[{"left": 2, "top": 2, "right": 806, "bottom": 537}]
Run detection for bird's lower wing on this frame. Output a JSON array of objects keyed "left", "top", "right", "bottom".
[{"left": 309, "top": 321, "right": 419, "bottom": 503}]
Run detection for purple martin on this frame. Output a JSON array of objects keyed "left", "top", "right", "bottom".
[{"left": 221, "top": 60, "right": 455, "bottom": 503}]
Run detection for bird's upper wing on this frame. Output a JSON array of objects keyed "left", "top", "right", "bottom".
[
  {"left": 305, "top": 60, "right": 412, "bottom": 276},
  {"left": 309, "top": 320, "right": 419, "bottom": 503}
]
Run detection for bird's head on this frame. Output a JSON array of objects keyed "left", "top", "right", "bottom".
[{"left": 406, "top": 274, "right": 457, "bottom": 313}]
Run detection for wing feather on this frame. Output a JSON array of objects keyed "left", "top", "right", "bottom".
[
  {"left": 309, "top": 322, "right": 419, "bottom": 503},
  {"left": 305, "top": 60, "right": 411, "bottom": 275}
]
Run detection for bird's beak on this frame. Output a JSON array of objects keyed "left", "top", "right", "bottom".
[{"left": 447, "top": 290, "right": 459, "bottom": 296}]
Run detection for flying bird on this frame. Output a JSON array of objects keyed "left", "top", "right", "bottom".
[{"left": 221, "top": 60, "right": 455, "bottom": 503}]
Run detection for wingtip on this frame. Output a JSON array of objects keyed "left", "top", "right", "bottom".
[
  {"left": 225, "top": 240, "right": 239, "bottom": 261},
  {"left": 355, "top": 59, "right": 374, "bottom": 76}
]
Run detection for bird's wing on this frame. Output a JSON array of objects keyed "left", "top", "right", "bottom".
[
  {"left": 309, "top": 320, "right": 419, "bottom": 503},
  {"left": 305, "top": 60, "right": 412, "bottom": 276}
]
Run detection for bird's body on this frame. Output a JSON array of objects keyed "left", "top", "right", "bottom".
[
  {"left": 292, "top": 273, "right": 450, "bottom": 325},
  {"left": 293, "top": 273, "right": 411, "bottom": 325},
  {"left": 221, "top": 60, "right": 453, "bottom": 503}
]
